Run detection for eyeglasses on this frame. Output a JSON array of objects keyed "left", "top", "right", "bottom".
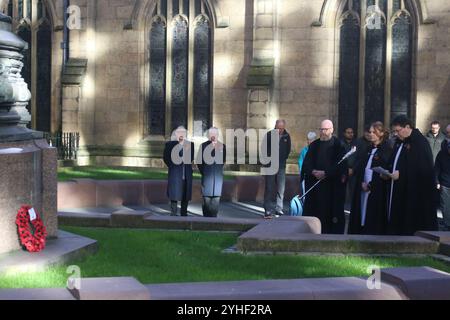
[
  {"left": 319, "top": 128, "right": 332, "bottom": 132},
  {"left": 391, "top": 127, "right": 404, "bottom": 135}
]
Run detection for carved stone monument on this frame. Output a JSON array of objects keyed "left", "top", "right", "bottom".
[{"left": 0, "top": 8, "right": 57, "bottom": 254}]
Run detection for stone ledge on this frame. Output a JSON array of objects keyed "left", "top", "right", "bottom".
[
  {"left": 69, "top": 277, "right": 151, "bottom": 300},
  {"left": 146, "top": 277, "right": 406, "bottom": 300},
  {"left": 237, "top": 233, "right": 440, "bottom": 255},
  {"left": 58, "top": 211, "right": 261, "bottom": 232},
  {"left": 381, "top": 267, "right": 450, "bottom": 300},
  {"left": 0, "top": 288, "right": 76, "bottom": 300},
  {"left": 0, "top": 230, "right": 98, "bottom": 273},
  {"left": 111, "top": 210, "right": 152, "bottom": 228},
  {"left": 58, "top": 212, "right": 111, "bottom": 228},
  {"left": 143, "top": 216, "right": 260, "bottom": 232},
  {"left": 415, "top": 231, "right": 450, "bottom": 243}
]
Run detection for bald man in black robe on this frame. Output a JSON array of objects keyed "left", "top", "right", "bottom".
[{"left": 301, "top": 120, "right": 347, "bottom": 234}]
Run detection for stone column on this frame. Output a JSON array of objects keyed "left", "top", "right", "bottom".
[{"left": 0, "top": 9, "right": 58, "bottom": 254}]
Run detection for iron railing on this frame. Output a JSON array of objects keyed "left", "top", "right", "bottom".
[{"left": 44, "top": 132, "right": 80, "bottom": 160}]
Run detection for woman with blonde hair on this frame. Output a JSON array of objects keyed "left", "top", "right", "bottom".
[{"left": 349, "top": 122, "right": 392, "bottom": 235}]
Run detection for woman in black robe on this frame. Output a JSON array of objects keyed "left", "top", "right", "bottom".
[{"left": 349, "top": 122, "right": 392, "bottom": 235}]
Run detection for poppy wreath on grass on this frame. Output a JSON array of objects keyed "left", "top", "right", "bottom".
[{"left": 16, "top": 205, "right": 47, "bottom": 253}]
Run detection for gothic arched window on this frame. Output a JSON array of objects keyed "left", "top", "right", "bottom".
[
  {"left": 338, "top": 0, "right": 415, "bottom": 135},
  {"left": 148, "top": 0, "right": 213, "bottom": 137}
]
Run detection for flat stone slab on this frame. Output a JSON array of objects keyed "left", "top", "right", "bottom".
[
  {"left": 0, "top": 288, "right": 76, "bottom": 300},
  {"left": 241, "top": 216, "right": 322, "bottom": 237},
  {"left": 143, "top": 216, "right": 260, "bottom": 232},
  {"left": 381, "top": 267, "right": 450, "bottom": 300},
  {"left": 58, "top": 212, "right": 111, "bottom": 228},
  {"left": 415, "top": 231, "right": 450, "bottom": 243},
  {"left": 146, "top": 277, "right": 406, "bottom": 300},
  {"left": 111, "top": 210, "right": 152, "bottom": 228},
  {"left": 59, "top": 209, "right": 261, "bottom": 232},
  {"left": 237, "top": 232, "right": 440, "bottom": 254},
  {"left": 0, "top": 230, "right": 98, "bottom": 273},
  {"left": 69, "top": 277, "right": 151, "bottom": 300}
]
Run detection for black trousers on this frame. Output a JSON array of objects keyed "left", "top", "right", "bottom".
[
  {"left": 170, "top": 179, "right": 189, "bottom": 216},
  {"left": 202, "top": 197, "right": 221, "bottom": 218},
  {"left": 170, "top": 200, "right": 188, "bottom": 216}
]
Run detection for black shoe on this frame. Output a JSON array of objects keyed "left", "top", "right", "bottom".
[{"left": 264, "top": 213, "right": 273, "bottom": 219}]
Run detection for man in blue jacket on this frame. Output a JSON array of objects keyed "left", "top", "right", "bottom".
[{"left": 198, "top": 127, "right": 226, "bottom": 218}]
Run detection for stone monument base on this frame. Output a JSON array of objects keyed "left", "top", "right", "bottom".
[{"left": 0, "top": 139, "right": 57, "bottom": 254}]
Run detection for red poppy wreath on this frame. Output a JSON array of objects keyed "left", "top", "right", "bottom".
[{"left": 16, "top": 205, "right": 47, "bottom": 253}]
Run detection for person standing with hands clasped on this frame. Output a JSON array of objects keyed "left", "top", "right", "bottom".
[
  {"left": 198, "top": 127, "right": 226, "bottom": 218},
  {"left": 384, "top": 116, "right": 438, "bottom": 235},
  {"left": 349, "top": 122, "right": 392, "bottom": 235},
  {"left": 163, "top": 126, "right": 195, "bottom": 217}
]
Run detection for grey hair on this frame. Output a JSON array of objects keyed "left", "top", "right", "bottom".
[
  {"left": 171, "top": 126, "right": 188, "bottom": 141},
  {"left": 307, "top": 131, "right": 317, "bottom": 141}
]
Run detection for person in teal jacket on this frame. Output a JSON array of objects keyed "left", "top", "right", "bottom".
[{"left": 298, "top": 132, "right": 317, "bottom": 194}]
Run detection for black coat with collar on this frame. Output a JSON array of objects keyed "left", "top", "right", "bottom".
[
  {"left": 349, "top": 140, "right": 392, "bottom": 235},
  {"left": 387, "top": 129, "right": 438, "bottom": 235},
  {"left": 163, "top": 140, "right": 194, "bottom": 201},
  {"left": 197, "top": 141, "right": 227, "bottom": 197}
]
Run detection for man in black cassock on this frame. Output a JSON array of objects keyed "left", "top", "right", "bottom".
[
  {"left": 301, "top": 120, "right": 347, "bottom": 234},
  {"left": 163, "top": 126, "right": 195, "bottom": 217},
  {"left": 386, "top": 116, "right": 438, "bottom": 235}
]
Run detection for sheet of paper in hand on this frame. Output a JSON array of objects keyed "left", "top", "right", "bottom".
[{"left": 371, "top": 167, "right": 391, "bottom": 176}]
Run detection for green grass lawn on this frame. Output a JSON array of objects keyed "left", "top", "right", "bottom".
[{"left": 1, "top": 227, "right": 449, "bottom": 289}]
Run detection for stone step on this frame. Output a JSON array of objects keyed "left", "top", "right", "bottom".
[
  {"left": 58, "top": 211, "right": 261, "bottom": 232},
  {"left": 381, "top": 267, "right": 450, "bottom": 300},
  {"left": 237, "top": 232, "right": 440, "bottom": 254},
  {"left": 0, "top": 230, "right": 98, "bottom": 274},
  {"left": 145, "top": 277, "right": 406, "bottom": 300},
  {"left": 0, "top": 288, "right": 76, "bottom": 300},
  {"left": 68, "top": 277, "right": 151, "bottom": 300}
]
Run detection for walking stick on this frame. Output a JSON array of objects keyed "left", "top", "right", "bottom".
[{"left": 290, "top": 146, "right": 356, "bottom": 216}]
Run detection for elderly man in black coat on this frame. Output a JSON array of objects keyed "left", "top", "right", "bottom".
[
  {"left": 197, "top": 127, "right": 226, "bottom": 218},
  {"left": 163, "top": 126, "right": 195, "bottom": 217},
  {"left": 262, "top": 119, "right": 292, "bottom": 218},
  {"left": 386, "top": 116, "right": 438, "bottom": 235}
]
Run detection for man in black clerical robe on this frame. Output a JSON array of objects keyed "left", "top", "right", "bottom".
[
  {"left": 301, "top": 120, "right": 347, "bottom": 234},
  {"left": 386, "top": 116, "right": 438, "bottom": 235}
]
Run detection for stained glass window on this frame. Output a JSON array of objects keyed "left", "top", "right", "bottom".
[
  {"left": 338, "top": 2, "right": 360, "bottom": 135},
  {"left": 193, "top": 15, "right": 211, "bottom": 133},
  {"left": 338, "top": 0, "right": 414, "bottom": 132},
  {"left": 391, "top": 8, "right": 412, "bottom": 119},
  {"left": 26, "top": 0, "right": 31, "bottom": 18},
  {"left": 36, "top": 20, "right": 52, "bottom": 132},
  {"left": 171, "top": 15, "right": 189, "bottom": 130},
  {"left": 364, "top": 0, "right": 387, "bottom": 126},
  {"left": 148, "top": 0, "right": 213, "bottom": 136},
  {"left": 7, "top": 0, "right": 13, "bottom": 17},
  {"left": 149, "top": 17, "right": 167, "bottom": 135},
  {"left": 18, "top": 0, "right": 23, "bottom": 18}
]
